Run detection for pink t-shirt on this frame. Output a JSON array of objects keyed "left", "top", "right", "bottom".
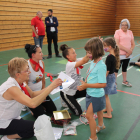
[{"left": 114, "top": 29, "right": 134, "bottom": 55}]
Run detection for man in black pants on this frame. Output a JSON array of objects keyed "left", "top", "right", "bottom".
[{"left": 45, "top": 9, "right": 62, "bottom": 59}]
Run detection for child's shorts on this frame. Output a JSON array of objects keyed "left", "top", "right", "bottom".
[
  {"left": 104, "top": 73, "right": 117, "bottom": 95},
  {"left": 86, "top": 94, "right": 105, "bottom": 113}
]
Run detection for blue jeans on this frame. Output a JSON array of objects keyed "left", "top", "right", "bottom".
[{"left": 34, "top": 36, "right": 44, "bottom": 49}]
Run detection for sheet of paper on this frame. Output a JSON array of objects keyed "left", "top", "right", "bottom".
[
  {"left": 52, "top": 127, "right": 63, "bottom": 140},
  {"left": 50, "top": 72, "right": 75, "bottom": 95},
  {"left": 65, "top": 130, "right": 75, "bottom": 135}
]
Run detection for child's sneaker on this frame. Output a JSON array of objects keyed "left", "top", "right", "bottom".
[{"left": 21, "top": 105, "right": 27, "bottom": 111}]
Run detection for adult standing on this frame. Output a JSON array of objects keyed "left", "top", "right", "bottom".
[
  {"left": 45, "top": 9, "right": 62, "bottom": 59},
  {"left": 0, "top": 57, "right": 62, "bottom": 140},
  {"left": 114, "top": 19, "right": 135, "bottom": 87},
  {"left": 31, "top": 11, "right": 45, "bottom": 49}
]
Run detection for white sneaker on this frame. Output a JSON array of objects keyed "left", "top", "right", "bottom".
[
  {"left": 21, "top": 105, "right": 27, "bottom": 111},
  {"left": 122, "top": 81, "right": 132, "bottom": 87}
]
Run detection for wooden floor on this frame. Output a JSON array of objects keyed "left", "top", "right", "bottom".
[{"left": 0, "top": 35, "right": 140, "bottom": 140}]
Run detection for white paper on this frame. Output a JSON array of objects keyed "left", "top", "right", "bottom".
[
  {"left": 52, "top": 127, "right": 63, "bottom": 140},
  {"left": 71, "top": 122, "right": 79, "bottom": 126},
  {"left": 50, "top": 72, "right": 75, "bottom": 95},
  {"left": 65, "top": 130, "right": 75, "bottom": 135}
]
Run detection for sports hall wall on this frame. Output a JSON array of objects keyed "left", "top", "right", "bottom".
[
  {"left": 0, "top": 0, "right": 116, "bottom": 51},
  {"left": 115, "top": 0, "right": 140, "bottom": 36}
]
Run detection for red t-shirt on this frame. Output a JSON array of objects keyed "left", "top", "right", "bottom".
[{"left": 31, "top": 16, "right": 45, "bottom": 37}]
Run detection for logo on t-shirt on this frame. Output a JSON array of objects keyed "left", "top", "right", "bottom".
[{"left": 33, "top": 74, "right": 43, "bottom": 84}]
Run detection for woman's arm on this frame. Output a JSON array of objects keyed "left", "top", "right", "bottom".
[
  {"left": 125, "top": 39, "right": 135, "bottom": 58},
  {"left": 115, "top": 38, "right": 132, "bottom": 54},
  {"left": 75, "top": 55, "right": 89, "bottom": 68},
  {"left": 42, "top": 61, "right": 46, "bottom": 89},
  {"left": 4, "top": 79, "right": 62, "bottom": 108},
  {"left": 130, "top": 39, "right": 135, "bottom": 51}
]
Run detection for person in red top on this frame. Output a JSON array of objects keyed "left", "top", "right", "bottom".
[{"left": 31, "top": 11, "right": 45, "bottom": 49}]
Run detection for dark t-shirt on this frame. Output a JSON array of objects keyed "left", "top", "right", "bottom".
[{"left": 105, "top": 54, "right": 116, "bottom": 74}]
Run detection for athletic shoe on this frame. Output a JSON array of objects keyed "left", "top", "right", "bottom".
[
  {"left": 122, "top": 81, "right": 132, "bottom": 87},
  {"left": 129, "top": 62, "right": 136, "bottom": 66},
  {"left": 21, "top": 105, "right": 27, "bottom": 111}
]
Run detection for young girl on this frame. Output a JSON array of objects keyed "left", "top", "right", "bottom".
[
  {"left": 102, "top": 37, "right": 120, "bottom": 118},
  {"left": 78, "top": 37, "right": 106, "bottom": 140},
  {"left": 25, "top": 44, "right": 57, "bottom": 118},
  {"left": 59, "top": 44, "right": 89, "bottom": 116}
]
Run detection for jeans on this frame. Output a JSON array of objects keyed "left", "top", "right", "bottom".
[{"left": 34, "top": 36, "right": 44, "bottom": 49}]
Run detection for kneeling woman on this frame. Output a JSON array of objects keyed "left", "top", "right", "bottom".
[
  {"left": 25, "top": 44, "right": 57, "bottom": 118},
  {"left": 0, "top": 57, "right": 62, "bottom": 140},
  {"left": 60, "top": 44, "right": 89, "bottom": 116}
]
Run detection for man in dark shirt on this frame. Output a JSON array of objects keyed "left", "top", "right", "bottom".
[{"left": 45, "top": 9, "right": 62, "bottom": 59}]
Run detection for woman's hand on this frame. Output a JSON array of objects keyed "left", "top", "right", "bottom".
[
  {"left": 50, "top": 78, "right": 63, "bottom": 89},
  {"left": 126, "top": 49, "right": 132, "bottom": 55},
  {"left": 126, "top": 48, "right": 132, "bottom": 58},
  {"left": 126, "top": 53, "right": 130, "bottom": 58},
  {"left": 77, "top": 80, "right": 87, "bottom": 91}
]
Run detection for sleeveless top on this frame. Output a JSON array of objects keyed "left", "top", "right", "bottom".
[
  {"left": 28, "top": 60, "right": 43, "bottom": 91},
  {"left": 0, "top": 77, "right": 25, "bottom": 128}
]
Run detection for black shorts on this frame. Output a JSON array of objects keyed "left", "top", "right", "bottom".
[{"left": 0, "top": 118, "right": 34, "bottom": 138}]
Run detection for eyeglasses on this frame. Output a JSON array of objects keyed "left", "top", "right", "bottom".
[
  {"left": 33, "top": 45, "right": 40, "bottom": 50},
  {"left": 121, "top": 24, "right": 128, "bottom": 27},
  {"left": 20, "top": 68, "right": 30, "bottom": 73}
]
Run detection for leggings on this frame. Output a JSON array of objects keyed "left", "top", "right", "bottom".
[
  {"left": 0, "top": 119, "right": 34, "bottom": 139},
  {"left": 60, "top": 89, "right": 86, "bottom": 116},
  {"left": 29, "top": 95, "right": 57, "bottom": 119},
  {"left": 115, "top": 59, "right": 130, "bottom": 73}
]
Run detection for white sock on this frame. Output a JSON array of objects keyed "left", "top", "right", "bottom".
[{"left": 1, "top": 136, "right": 10, "bottom": 140}]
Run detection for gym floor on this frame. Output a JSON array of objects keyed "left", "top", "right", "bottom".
[{"left": 0, "top": 35, "right": 140, "bottom": 140}]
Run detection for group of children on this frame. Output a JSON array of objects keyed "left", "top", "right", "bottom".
[
  {"left": 22, "top": 36, "right": 119, "bottom": 140},
  {"left": 60, "top": 37, "right": 120, "bottom": 140}
]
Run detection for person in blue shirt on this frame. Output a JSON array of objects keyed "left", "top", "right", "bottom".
[{"left": 78, "top": 37, "right": 106, "bottom": 140}]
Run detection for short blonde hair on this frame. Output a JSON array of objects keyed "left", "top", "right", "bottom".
[
  {"left": 84, "top": 37, "right": 104, "bottom": 60},
  {"left": 8, "top": 57, "right": 28, "bottom": 78}
]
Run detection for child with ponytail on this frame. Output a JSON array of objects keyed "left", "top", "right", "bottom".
[
  {"left": 59, "top": 44, "right": 89, "bottom": 116},
  {"left": 103, "top": 37, "right": 120, "bottom": 118}
]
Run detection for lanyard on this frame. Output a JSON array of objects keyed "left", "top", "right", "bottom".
[{"left": 85, "top": 57, "right": 102, "bottom": 83}]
